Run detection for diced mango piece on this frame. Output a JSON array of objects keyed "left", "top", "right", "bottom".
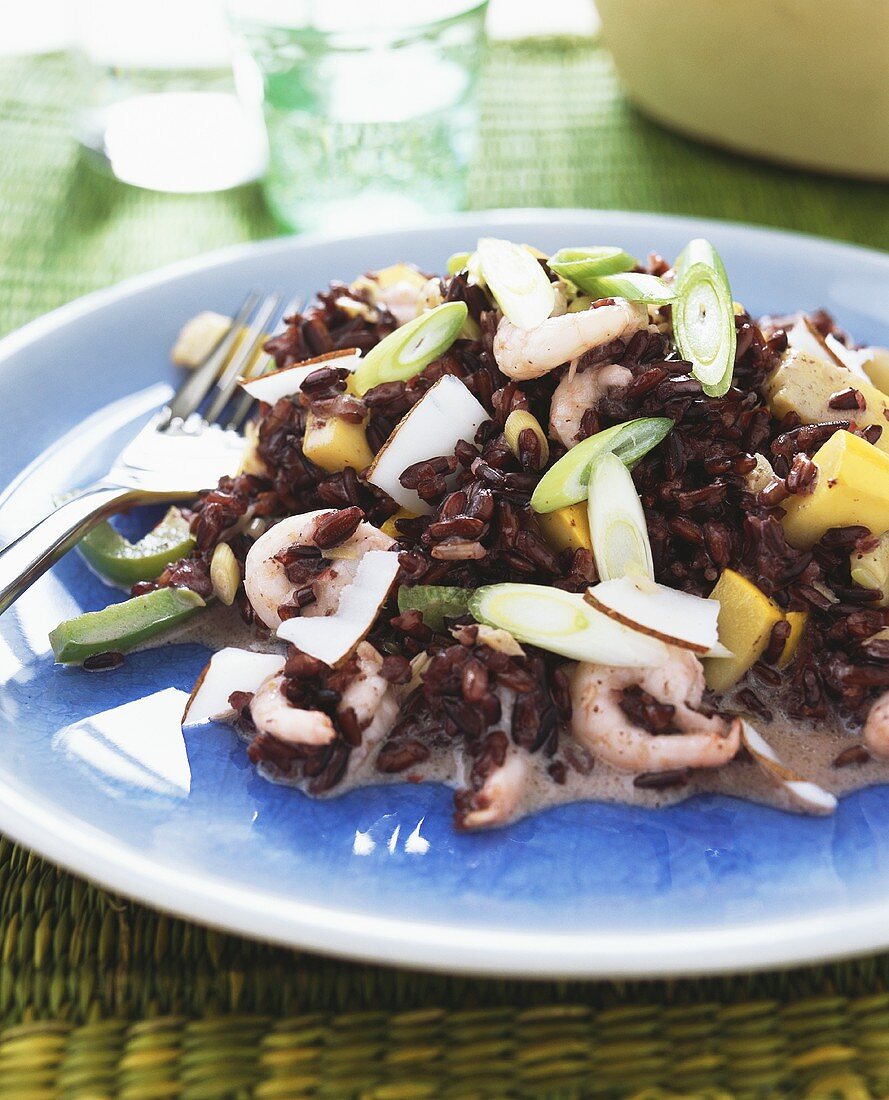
[
  {"left": 703, "top": 569, "right": 784, "bottom": 693},
  {"left": 777, "top": 611, "right": 808, "bottom": 669},
  {"left": 850, "top": 531, "right": 889, "bottom": 606},
  {"left": 762, "top": 350, "right": 889, "bottom": 455},
  {"left": 863, "top": 347, "right": 889, "bottom": 397},
  {"left": 380, "top": 508, "right": 416, "bottom": 540},
  {"left": 237, "top": 421, "right": 269, "bottom": 478},
  {"left": 302, "top": 412, "right": 374, "bottom": 474},
  {"left": 781, "top": 430, "right": 889, "bottom": 548},
  {"left": 171, "top": 311, "right": 232, "bottom": 368},
  {"left": 536, "top": 502, "right": 592, "bottom": 555},
  {"left": 351, "top": 263, "right": 427, "bottom": 300}
]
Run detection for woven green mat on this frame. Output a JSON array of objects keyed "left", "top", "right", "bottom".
[{"left": 2, "top": 47, "right": 889, "bottom": 1099}]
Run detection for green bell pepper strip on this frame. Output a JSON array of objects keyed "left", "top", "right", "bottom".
[
  {"left": 397, "top": 585, "right": 474, "bottom": 632},
  {"left": 49, "top": 587, "right": 206, "bottom": 664},
  {"left": 76, "top": 506, "right": 196, "bottom": 586}
]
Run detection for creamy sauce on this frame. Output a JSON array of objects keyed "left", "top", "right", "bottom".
[{"left": 169, "top": 605, "right": 889, "bottom": 825}]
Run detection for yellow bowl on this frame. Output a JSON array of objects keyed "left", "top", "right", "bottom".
[{"left": 596, "top": 0, "right": 889, "bottom": 181}]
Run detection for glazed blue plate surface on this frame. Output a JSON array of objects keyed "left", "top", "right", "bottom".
[{"left": 2, "top": 211, "right": 888, "bottom": 977}]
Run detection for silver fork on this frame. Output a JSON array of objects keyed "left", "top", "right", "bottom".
[{"left": 0, "top": 291, "right": 285, "bottom": 615}]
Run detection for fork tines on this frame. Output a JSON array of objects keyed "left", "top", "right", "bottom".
[{"left": 159, "top": 291, "right": 291, "bottom": 433}]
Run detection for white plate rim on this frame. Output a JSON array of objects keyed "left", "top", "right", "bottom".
[{"left": 2, "top": 207, "right": 889, "bottom": 979}]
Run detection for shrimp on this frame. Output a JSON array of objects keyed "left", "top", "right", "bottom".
[
  {"left": 548, "top": 363, "right": 633, "bottom": 448},
  {"left": 244, "top": 509, "right": 394, "bottom": 630},
  {"left": 458, "top": 750, "right": 532, "bottom": 830},
  {"left": 339, "top": 642, "right": 400, "bottom": 764},
  {"left": 250, "top": 674, "right": 336, "bottom": 747},
  {"left": 492, "top": 299, "right": 648, "bottom": 381},
  {"left": 864, "top": 691, "right": 889, "bottom": 757},
  {"left": 250, "top": 642, "right": 398, "bottom": 753},
  {"left": 569, "top": 647, "right": 741, "bottom": 772}
]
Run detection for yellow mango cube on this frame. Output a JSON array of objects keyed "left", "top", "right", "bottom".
[
  {"left": 536, "top": 502, "right": 592, "bottom": 555},
  {"left": 380, "top": 508, "right": 416, "bottom": 540},
  {"left": 302, "top": 412, "right": 374, "bottom": 474},
  {"left": 777, "top": 611, "right": 808, "bottom": 669},
  {"left": 863, "top": 347, "right": 889, "bottom": 396},
  {"left": 850, "top": 531, "right": 889, "bottom": 606},
  {"left": 703, "top": 569, "right": 784, "bottom": 693},
  {"left": 781, "top": 430, "right": 889, "bottom": 548},
  {"left": 763, "top": 350, "right": 889, "bottom": 455}
]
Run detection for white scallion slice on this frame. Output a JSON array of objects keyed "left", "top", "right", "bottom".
[
  {"left": 476, "top": 237, "right": 555, "bottom": 331},
  {"left": 548, "top": 246, "right": 638, "bottom": 286},
  {"left": 447, "top": 251, "right": 472, "bottom": 275},
  {"left": 277, "top": 550, "right": 399, "bottom": 665},
  {"left": 586, "top": 451, "right": 654, "bottom": 582},
  {"left": 182, "top": 648, "right": 285, "bottom": 728},
  {"left": 674, "top": 238, "right": 737, "bottom": 398},
  {"left": 531, "top": 417, "right": 673, "bottom": 514},
  {"left": 584, "top": 576, "right": 722, "bottom": 654},
  {"left": 739, "top": 719, "right": 837, "bottom": 815},
  {"left": 580, "top": 272, "right": 676, "bottom": 305},
  {"left": 240, "top": 348, "right": 362, "bottom": 404},
  {"left": 366, "top": 375, "right": 489, "bottom": 514},
  {"left": 470, "top": 583, "right": 669, "bottom": 667},
  {"left": 351, "top": 301, "right": 468, "bottom": 396}
]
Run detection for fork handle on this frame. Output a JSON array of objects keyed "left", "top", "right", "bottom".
[{"left": 0, "top": 484, "right": 137, "bottom": 615}]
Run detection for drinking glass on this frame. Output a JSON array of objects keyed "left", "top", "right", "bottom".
[
  {"left": 228, "top": 1, "right": 489, "bottom": 233},
  {"left": 76, "top": 0, "right": 267, "bottom": 193}
]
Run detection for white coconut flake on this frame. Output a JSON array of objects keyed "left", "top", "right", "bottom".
[
  {"left": 740, "top": 719, "right": 837, "bottom": 814},
  {"left": 785, "top": 316, "right": 868, "bottom": 379},
  {"left": 585, "top": 576, "right": 721, "bottom": 654},
  {"left": 240, "top": 348, "right": 362, "bottom": 404},
  {"left": 277, "top": 550, "right": 400, "bottom": 665},
  {"left": 183, "top": 648, "right": 285, "bottom": 728},
  {"left": 366, "top": 375, "right": 489, "bottom": 514}
]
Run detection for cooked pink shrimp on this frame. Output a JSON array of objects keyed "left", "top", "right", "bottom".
[
  {"left": 864, "top": 691, "right": 889, "bottom": 757},
  {"left": 548, "top": 363, "right": 633, "bottom": 448},
  {"left": 569, "top": 648, "right": 741, "bottom": 772},
  {"left": 244, "top": 509, "right": 394, "bottom": 630},
  {"left": 459, "top": 750, "right": 532, "bottom": 830},
  {"left": 250, "top": 674, "right": 336, "bottom": 747},
  {"left": 250, "top": 642, "right": 398, "bottom": 752},
  {"left": 339, "top": 643, "right": 400, "bottom": 764},
  {"left": 493, "top": 299, "right": 647, "bottom": 381}
]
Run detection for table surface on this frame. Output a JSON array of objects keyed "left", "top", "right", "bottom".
[{"left": 2, "top": 44, "right": 889, "bottom": 1100}]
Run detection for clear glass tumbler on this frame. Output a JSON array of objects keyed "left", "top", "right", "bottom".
[
  {"left": 76, "top": 0, "right": 268, "bottom": 193},
  {"left": 228, "top": 0, "right": 489, "bottom": 234}
]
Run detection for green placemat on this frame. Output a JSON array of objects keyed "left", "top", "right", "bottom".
[{"left": 1, "top": 46, "right": 889, "bottom": 1099}]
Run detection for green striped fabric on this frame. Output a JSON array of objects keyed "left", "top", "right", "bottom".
[{"left": 1, "top": 44, "right": 889, "bottom": 1099}]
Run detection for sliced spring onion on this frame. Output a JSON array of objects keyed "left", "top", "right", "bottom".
[
  {"left": 277, "top": 550, "right": 400, "bottom": 665},
  {"left": 577, "top": 272, "right": 676, "bottom": 305},
  {"left": 469, "top": 583, "right": 668, "bottom": 667},
  {"left": 548, "top": 246, "right": 638, "bottom": 286},
  {"left": 397, "top": 585, "right": 473, "bottom": 632},
  {"left": 584, "top": 576, "right": 722, "bottom": 654},
  {"left": 476, "top": 237, "right": 555, "bottom": 331},
  {"left": 503, "top": 409, "right": 549, "bottom": 468},
  {"left": 530, "top": 417, "right": 673, "bottom": 514},
  {"left": 446, "top": 251, "right": 472, "bottom": 275},
  {"left": 674, "top": 238, "right": 737, "bottom": 398},
  {"left": 76, "top": 506, "right": 195, "bottom": 587},
  {"left": 49, "top": 587, "right": 205, "bottom": 664},
  {"left": 366, "top": 375, "right": 489, "bottom": 515},
  {"left": 586, "top": 451, "right": 654, "bottom": 582},
  {"left": 350, "top": 301, "right": 468, "bottom": 396}
]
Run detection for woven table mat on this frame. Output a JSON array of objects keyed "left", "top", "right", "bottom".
[{"left": 2, "top": 45, "right": 889, "bottom": 1099}]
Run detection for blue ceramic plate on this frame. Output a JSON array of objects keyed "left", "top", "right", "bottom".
[{"left": 2, "top": 211, "right": 888, "bottom": 978}]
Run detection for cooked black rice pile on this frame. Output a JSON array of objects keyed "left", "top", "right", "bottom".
[{"left": 151, "top": 262, "right": 888, "bottom": 814}]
